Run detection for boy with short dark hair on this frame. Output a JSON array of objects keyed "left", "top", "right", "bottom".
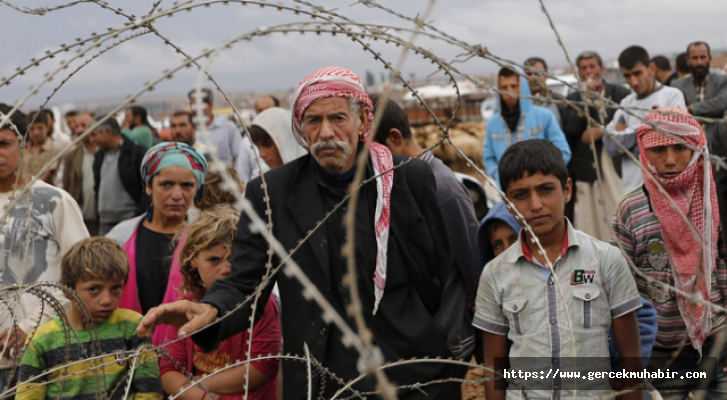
[
  {"left": 475, "top": 139, "right": 644, "bottom": 400},
  {"left": 17, "top": 237, "right": 162, "bottom": 400}
]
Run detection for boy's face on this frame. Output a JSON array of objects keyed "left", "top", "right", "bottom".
[
  {"left": 253, "top": 133, "right": 283, "bottom": 169},
  {"left": 490, "top": 225, "right": 518, "bottom": 257},
  {"left": 645, "top": 144, "right": 694, "bottom": 179},
  {"left": 29, "top": 122, "right": 49, "bottom": 143},
  {"left": 74, "top": 278, "right": 124, "bottom": 323},
  {"left": 505, "top": 171, "right": 571, "bottom": 238}
]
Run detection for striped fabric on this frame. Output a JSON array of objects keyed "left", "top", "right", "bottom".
[
  {"left": 612, "top": 186, "right": 727, "bottom": 349},
  {"left": 17, "top": 309, "right": 161, "bottom": 400}
]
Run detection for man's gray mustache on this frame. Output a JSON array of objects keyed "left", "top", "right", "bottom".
[{"left": 310, "top": 141, "right": 350, "bottom": 156}]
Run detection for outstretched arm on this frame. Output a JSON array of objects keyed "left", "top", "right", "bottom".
[{"left": 612, "top": 312, "right": 644, "bottom": 400}]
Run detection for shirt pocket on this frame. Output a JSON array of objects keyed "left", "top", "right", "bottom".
[
  {"left": 503, "top": 298, "right": 528, "bottom": 335},
  {"left": 571, "top": 287, "right": 606, "bottom": 328}
]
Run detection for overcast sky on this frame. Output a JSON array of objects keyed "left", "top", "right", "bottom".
[{"left": 1, "top": 0, "right": 725, "bottom": 107}]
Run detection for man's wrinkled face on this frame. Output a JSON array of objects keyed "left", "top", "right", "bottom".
[
  {"left": 645, "top": 144, "right": 694, "bottom": 180},
  {"left": 498, "top": 75, "right": 520, "bottom": 110},
  {"left": 621, "top": 62, "right": 654, "bottom": 96},
  {"left": 300, "top": 97, "right": 367, "bottom": 174},
  {"left": 170, "top": 115, "right": 196, "bottom": 145},
  {"left": 688, "top": 44, "right": 711, "bottom": 79},
  {"left": 73, "top": 113, "right": 92, "bottom": 144},
  {"left": 577, "top": 57, "right": 604, "bottom": 85},
  {"left": 525, "top": 61, "right": 547, "bottom": 96}
]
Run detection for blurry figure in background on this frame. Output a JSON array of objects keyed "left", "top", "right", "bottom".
[
  {"left": 675, "top": 53, "right": 690, "bottom": 78},
  {"left": 91, "top": 117, "right": 148, "bottom": 236},
  {"left": 64, "top": 110, "right": 78, "bottom": 135},
  {"left": 123, "top": 106, "right": 155, "bottom": 148},
  {"left": 25, "top": 110, "right": 60, "bottom": 184},
  {"left": 254, "top": 94, "right": 280, "bottom": 115},
  {"left": 42, "top": 109, "right": 72, "bottom": 151},
  {"left": 158, "top": 206, "right": 280, "bottom": 400},
  {"left": 187, "top": 88, "right": 264, "bottom": 183},
  {"left": 673, "top": 41, "right": 727, "bottom": 145},
  {"left": 604, "top": 45, "right": 686, "bottom": 193},
  {"left": 169, "top": 110, "right": 209, "bottom": 157},
  {"left": 62, "top": 110, "right": 99, "bottom": 235},
  {"left": 372, "top": 96, "right": 480, "bottom": 361},
  {"left": 651, "top": 55, "right": 676, "bottom": 86},
  {"left": 0, "top": 104, "right": 89, "bottom": 393},
  {"left": 524, "top": 57, "right": 563, "bottom": 127},
  {"left": 483, "top": 65, "right": 571, "bottom": 187},
  {"left": 562, "top": 50, "right": 630, "bottom": 241},
  {"left": 249, "top": 107, "right": 305, "bottom": 170},
  {"left": 106, "top": 142, "right": 207, "bottom": 315}
]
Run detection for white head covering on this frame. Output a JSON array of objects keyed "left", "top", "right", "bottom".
[{"left": 251, "top": 107, "right": 306, "bottom": 164}]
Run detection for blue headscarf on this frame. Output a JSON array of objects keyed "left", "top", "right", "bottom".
[{"left": 140, "top": 142, "right": 208, "bottom": 221}]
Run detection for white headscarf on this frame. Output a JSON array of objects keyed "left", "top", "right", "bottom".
[{"left": 251, "top": 107, "right": 306, "bottom": 164}]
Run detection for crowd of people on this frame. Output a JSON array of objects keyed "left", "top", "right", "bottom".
[{"left": 0, "top": 39, "right": 726, "bottom": 400}]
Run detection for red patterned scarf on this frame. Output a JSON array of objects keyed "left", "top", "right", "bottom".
[
  {"left": 290, "top": 66, "right": 394, "bottom": 315},
  {"left": 637, "top": 107, "right": 719, "bottom": 354}
]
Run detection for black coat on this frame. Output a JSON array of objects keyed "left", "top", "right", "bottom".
[
  {"left": 713, "top": 122, "right": 727, "bottom": 237},
  {"left": 562, "top": 83, "right": 631, "bottom": 182},
  {"left": 195, "top": 154, "right": 463, "bottom": 399},
  {"left": 92, "top": 138, "right": 148, "bottom": 218}
]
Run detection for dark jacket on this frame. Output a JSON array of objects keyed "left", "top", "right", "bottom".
[
  {"left": 562, "top": 83, "right": 630, "bottom": 182},
  {"left": 194, "top": 154, "right": 462, "bottom": 399},
  {"left": 713, "top": 122, "right": 727, "bottom": 236},
  {"left": 673, "top": 74, "right": 727, "bottom": 143},
  {"left": 92, "top": 138, "right": 148, "bottom": 218},
  {"left": 422, "top": 153, "right": 479, "bottom": 360}
]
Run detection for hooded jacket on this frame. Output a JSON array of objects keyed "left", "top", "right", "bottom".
[
  {"left": 483, "top": 66, "right": 571, "bottom": 187},
  {"left": 252, "top": 107, "right": 306, "bottom": 164},
  {"left": 475, "top": 201, "right": 657, "bottom": 367}
]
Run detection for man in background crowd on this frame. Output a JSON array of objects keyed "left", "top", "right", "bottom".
[
  {"left": 651, "top": 55, "right": 676, "bottom": 86},
  {"left": 563, "top": 50, "right": 630, "bottom": 241},
  {"left": 62, "top": 111, "right": 99, "bottom": 235},
  {"left": 524, "top": 56, "right": 563, "bottom": 126},
  {"left": 673, "top": 41, "right": 727, "bottom": 145}
]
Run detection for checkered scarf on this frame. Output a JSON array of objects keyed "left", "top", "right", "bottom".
[
  {"left": 290, "top": 66, "right": 394, "bottom": 315},
  {"left": 637, "top": 107, "right": 719, "bottom": 354}
]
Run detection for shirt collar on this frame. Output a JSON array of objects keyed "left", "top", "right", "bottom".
[
  {"left": 694, "top": 73, "right": 710, "bottom": 86},
  {"left": 507, "top": 218, "right": 579, "bottom": 264}
]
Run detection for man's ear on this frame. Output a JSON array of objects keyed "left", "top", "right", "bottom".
[
  {"left": 357, "top": 106, "right": 369, "bottom": 137},
  {"left": 387, "top": 128, "right": 404, "bottom": 146},
  {"left": 563, "top": 177, "right": 573, "bottom": 203},
  {"left": 648, "top": 62, "right": 657, "bottom": 76}
]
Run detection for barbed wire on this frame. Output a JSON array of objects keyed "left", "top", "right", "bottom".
[{"left": 1, "top": 1, "right": 725, "bottom": 400}]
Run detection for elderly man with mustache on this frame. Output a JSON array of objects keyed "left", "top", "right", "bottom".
[{"left": 137, "top": 66, "right": 463, "bottom": 399}]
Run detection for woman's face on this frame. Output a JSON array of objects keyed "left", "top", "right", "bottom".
[
  {"left": 191, "top": 243, "right": 232, "bottom": 288},
  {"left": 146, "top": 166, "right": 197, "bottom": 221}
]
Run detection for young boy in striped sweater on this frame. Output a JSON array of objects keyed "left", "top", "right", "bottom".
[
  {"left": 612, "top": 107, "right": 727, "bottom": 397},
  {"left": 16, "top": 237, "right": 162, "bottom": 400}
]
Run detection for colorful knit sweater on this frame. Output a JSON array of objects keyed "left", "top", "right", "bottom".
[{"left": 17, "top": 309, "right": 162, "bottom": 400}]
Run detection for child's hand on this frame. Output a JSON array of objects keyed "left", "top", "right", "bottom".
[{"left": 0, "top": 328, "right": 27, "bottom": 359}]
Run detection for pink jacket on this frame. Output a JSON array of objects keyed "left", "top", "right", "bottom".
[{"left": 118, "top": 220, "right": 186, "bottom": 344}]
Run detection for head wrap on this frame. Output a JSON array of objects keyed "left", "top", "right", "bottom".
[
  {"left": 636, "top": 107, "right": 719, "bottom": 355},
  {"left": 290, "top": 66, "right": 394, "bottom": 315},
  {"left": 141, "top": 141, "right": 208, "bottom": 196},
  {"left": 252, "top": 107, "right": 306, "bottom": 164}
]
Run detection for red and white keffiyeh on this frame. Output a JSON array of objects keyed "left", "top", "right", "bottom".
[
  {"left": 290, "top": 66, "right": 394, "bottom": 315},
  {"left": 637, "top": 107, "right": 719, "bottom": 354}
]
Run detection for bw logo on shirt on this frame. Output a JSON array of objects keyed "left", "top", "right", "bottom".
[{"left": 571, "top": 269, "right": 595, "bottom": 285}]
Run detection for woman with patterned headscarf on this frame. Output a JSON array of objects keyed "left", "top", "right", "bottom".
[{"left": 107, "top": 142, "right": 207, "bottom": 314}]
